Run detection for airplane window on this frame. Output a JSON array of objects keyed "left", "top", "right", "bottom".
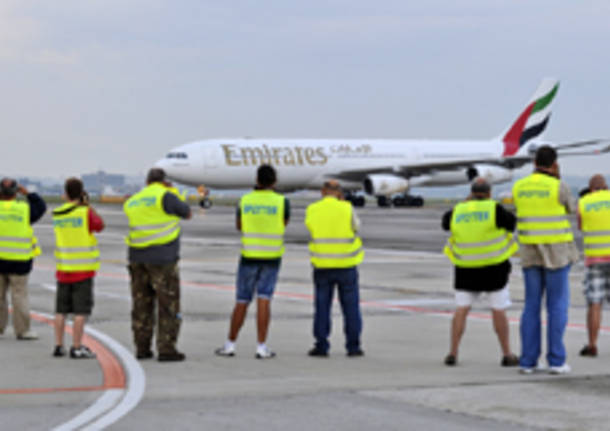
[{"left": 166, "top": 152, "right": 187, "bottom": 159}]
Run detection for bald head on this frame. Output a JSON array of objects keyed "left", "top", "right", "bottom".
[
  {"left": 322, "top": 180, "right": 342, "bottom": 198},
  {"left": 471, "top": 177, "right": 491, "bottom": 199},
  {"left": 589, "top": 174, "right": 607, "bottom": 192}
]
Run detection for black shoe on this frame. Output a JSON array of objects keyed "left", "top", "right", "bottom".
[
  {"left": 158, "top": 351, "right": 186, "bottom": 362},
  {"left": 347, "top": 349, "right": 364, "bottom": 357},
  {"left": 308, "top": 347, "right": 329, "bottom": 357},
  {"left": 580, "top": 345, "right": 598, "bottom": 357},
  {"left": 53, "top": 345, "right": 66, "bottom": 358},
  {"left": 70, "top": 345, "right": 96, "bottom": 359},
  {"left": 444, "top": 354, "right": 457, "bottom": 366},
  {"left": 136, "top": 350, "right": 154, "bottom": 360},
  {"left": 501, "top": 354, "right": 519, "bottom": 367}
]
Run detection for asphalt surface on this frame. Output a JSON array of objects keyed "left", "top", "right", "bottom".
[{"left": 1, "top": 202, "right": 609, "bottom": 430}]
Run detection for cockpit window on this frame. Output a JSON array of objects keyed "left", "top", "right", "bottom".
[{"left": 166, "top": 152, "right": 188, "bottom": 159}]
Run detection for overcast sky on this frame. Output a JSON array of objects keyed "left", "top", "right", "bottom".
[{"left": 1, "top": 0, "right": 609, "bottom": 178}]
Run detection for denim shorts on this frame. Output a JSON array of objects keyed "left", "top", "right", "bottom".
[{"left": 236, "top": 261, "right": 280, "bottom": 303}]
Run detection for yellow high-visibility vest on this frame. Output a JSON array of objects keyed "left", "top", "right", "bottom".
[
  {"left": 513, "top": 173, "right": 574, "bottom": 244},
  {"left": 124, "top": 183, "right": 181, "bottom": 248},
  {"left": 579, "top": 189, "right": 610, "bottom": 257},
  {"left": 53, "top": 203, "right": 100, "bottom": 271},
  {"left": 240, "top": 190, "right": 285, "bottom": 259},
  {"left": 305, "top": 196, "right": 364, "bottom": 269},
  {"left": 0, "top": 200, "right": 40, "bottom": 261},
  {"left": 444, "top": 199, "right": 518, "bottom": 268}
]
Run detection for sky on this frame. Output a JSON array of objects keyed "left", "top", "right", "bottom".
[{"left": 1, "top": 0, "right": 610, "bottom": 178}]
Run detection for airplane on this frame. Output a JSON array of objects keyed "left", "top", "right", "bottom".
[{"left": 155, "top": 78, "right": 609, "bottom": 207}]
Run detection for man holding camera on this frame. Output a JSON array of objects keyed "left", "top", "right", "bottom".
[
  {"left": 52, "top": 178, "right": 104, "bottom": 359},
  {"left": 0, "top": 177, "right": 46, "bottom": 340},
  {"left": 124, "top": 168, "right": 192, "bottom": 362}
]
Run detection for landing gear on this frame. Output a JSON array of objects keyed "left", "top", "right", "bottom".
[
  {"left": 199, "top": 197, "right": 213, "bottom": 209},
  {"left": 376, "top": 196, "right": 392, "bottom": 207},
  {"left": 392, "top": 193, "right": 424, "bottom": 207},
  {"left": 344, "top": 191, "right": 366, "bottom": 207},
  {"left": 376, "top": 193, "right": 424, "bottom": 208}
]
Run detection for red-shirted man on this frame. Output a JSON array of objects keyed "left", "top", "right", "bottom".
[{"left": 52, "top": 178, "right": 104, "bottom": 359}]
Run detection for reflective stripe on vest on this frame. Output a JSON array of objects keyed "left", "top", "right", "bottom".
[
  {"left": 512, "top": 173, "right": 574, "bottom": 244},
  {"left": 124, "top": 183, "right": 181, "bottom": 248},
  {"left": 444, "top": 199, "right": 518, "bottom": 268},
  {"left": 240, "top": 190, "right": 285, "bottom": 259},
  {"left": 0, "top": 200, "right": 38, "bottom": 261},
  {"left": 579, "top": 189, "right": 610, "bottom": 257},
  {"left": 305, "top": 196, "right": 364, "bottom": 269},
  {"left": 53, "top": 204, "right": 100, "bottom": 272}
]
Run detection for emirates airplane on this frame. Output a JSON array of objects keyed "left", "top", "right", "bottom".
[{"left": 155, "top": 78, "right": 609, "bottom": 207}]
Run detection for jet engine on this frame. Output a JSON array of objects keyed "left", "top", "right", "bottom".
[
  {"left": 363, "top": 174, "right": 409, "bottom": 196},
  {"left": 466, "top": 164, "right": 513, "bottom": 185}
]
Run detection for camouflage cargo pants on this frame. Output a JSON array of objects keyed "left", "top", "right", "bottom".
[{"left": 128, "top": 262, "right": 181, "bottom": 354}]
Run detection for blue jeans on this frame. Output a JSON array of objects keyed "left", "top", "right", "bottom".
[
  {"left": 313, "top": 267, "right": 362, "bottom": 353},
  {"left": 520, "top": 265, "right": 571, "bottom": 367},
  {"left": 236, "top": 261, "right": 280, "bottom": 303}
]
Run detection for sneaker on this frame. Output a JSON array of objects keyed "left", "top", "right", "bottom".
[
  {"left": 347, "top": 349, "right": 364, "bottom": 357},
  {"left": 308, "top": 347, "right": 329, "bottom": 357},
  {"left": 255, "top": 346, "right": 276, "bottom": 359},
  {"left": 444, "top": 354, "right": 457, "bottom": 366},
  {"left": 70, "top": 345, "right": 96, "bottom": 359},
  {"left": 579, "top": 345, "right": 598, "bottom": 357},
  {"left": 549, "top": 363, "right": 571, "bottom": 375},
  {"left": 501, "top": 354, "right": 519, "bottom": 367},
  {"left": 53, "top": 345, "right": 66, "bottom": 357},
  {"left": 157, "top": 351, "right": 186, "bottom": 362},
  {"left": 17, "top": 331, "right": 38, "bottom": 340},
  {"left": 520, "top": 363, "right": 548, "bottom": 374},
  {"left": 215, "top": 346, "right": 235, "bottom": 357}
]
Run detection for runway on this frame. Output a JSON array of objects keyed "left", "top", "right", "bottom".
[{"left": 2, "top": 202, "right": 609, "bottom": 430}]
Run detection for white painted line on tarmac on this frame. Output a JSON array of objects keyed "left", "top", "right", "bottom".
[
  {"left": 32, "top": 309, "right": 146, "bottom": 431},
  {"left": 81, "top": 326, "right": 146, "bottom": 430},
  {"left": 52, "top": 389, "right": 124, "bottom": 431}
]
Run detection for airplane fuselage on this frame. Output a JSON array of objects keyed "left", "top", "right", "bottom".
[{"left": 157, "top": 138, "right": 505, "bottom": 192}]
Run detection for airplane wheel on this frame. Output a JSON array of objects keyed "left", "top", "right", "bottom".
[
  {"left": 199, "top": 198, "right": 213, "bottom": 209},
  {"left": 354, "top": 196, "right": 365, "bottom": 207},
  {"left": 377, "top": 196, "right": 391, "bottom": 207}
]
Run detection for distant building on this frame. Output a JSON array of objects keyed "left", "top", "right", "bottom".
[{"left": 82, "top": 171, "right": 126, "bottom": 194}]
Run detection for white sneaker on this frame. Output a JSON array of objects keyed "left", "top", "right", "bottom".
[
  {"left": 549, "top": 363, "right": 571, "bottom": 375},
  {"left": 519, "top": 363, "right": 547, "bottom": 374},
  {"left": 255, "top": 346, "right": 276, "bottom": 359},
  {"left": 215, "top": 345, "right": 235, "bottom": 357},
  {"left": 17, "top": 331, "right": 38, "bottom": 340}
]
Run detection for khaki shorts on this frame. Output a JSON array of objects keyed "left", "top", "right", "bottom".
[{"left": 455, "top": 286, "right": 511, "bottom": 310}]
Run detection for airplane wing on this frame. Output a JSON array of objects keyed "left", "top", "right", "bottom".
[{"left": 332, "top": 139, "right": 610, "bottom": 182}]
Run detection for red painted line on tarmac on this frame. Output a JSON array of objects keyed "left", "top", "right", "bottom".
[
  {"left": 34, "top": 264, "right": 610, "bottom": 333},
  {"left": 0, "top": 311, "right": 125, "bottom": 395}
]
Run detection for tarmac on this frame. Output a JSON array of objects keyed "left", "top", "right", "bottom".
[{"left": 2, "top": 202, "right": 610, "bottom": 430}]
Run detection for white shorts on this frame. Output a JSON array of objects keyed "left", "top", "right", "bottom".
[{"left": 455, "top": 286, "right": 512, "bottom": 310}]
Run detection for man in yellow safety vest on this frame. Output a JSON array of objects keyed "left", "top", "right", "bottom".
[
  {"left": 52, "top": 178, "right": 104, "bottom": 359},
  {"left": 578, "top": 174, "right": 610, "bottom": 357},
  {"left": 0, "top": 178, "right": 45, "bottom": 340},
  {"left": 215, "top": 165, "right": 289, "bottom": 359},
  {"left": 442, "top": 178, "right": 519, "bottom": 367},
  {"left": 513, "top": 145, "right": 578, "bottom": 374},
  {"left": 305, "top": 180, "right": 364, "bottom": 357},
  {"left": 124, "top": 168, "right": 192, "bottom": 362}
]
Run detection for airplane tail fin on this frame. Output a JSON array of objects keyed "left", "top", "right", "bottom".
[{"left": 501, "top": 78, "right": 559, "bottom": 157}]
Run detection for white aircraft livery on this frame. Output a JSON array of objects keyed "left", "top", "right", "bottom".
[{"left": 156, "top": 78, "right": 608, "bottom": 207}]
